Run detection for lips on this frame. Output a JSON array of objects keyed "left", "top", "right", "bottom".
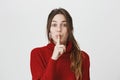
[{"left": 56, "top": 35, "right": 62, "bottom": 39}]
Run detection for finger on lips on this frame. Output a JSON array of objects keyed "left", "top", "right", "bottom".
[
  {"left": 56, "top": 35, "right": 66, "bottom": 54},
  {"left": 57, "top": 35, "right": 60, "bottom": 45}
]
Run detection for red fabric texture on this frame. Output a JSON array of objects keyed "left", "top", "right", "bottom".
[{"left": 30, "top": 41, "right": 90, "bottom": 80}]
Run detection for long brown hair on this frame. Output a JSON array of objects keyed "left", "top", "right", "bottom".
[{"left": 46, "top": 8, "right": 82, "bottom": 80}]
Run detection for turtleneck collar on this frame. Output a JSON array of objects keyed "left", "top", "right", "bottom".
[{"left": 47, "top": 41, "right": 73, "bottom": 53}]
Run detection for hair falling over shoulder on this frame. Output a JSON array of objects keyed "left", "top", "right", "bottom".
[{"left": 69, "top": 34, "right": 82, "bottom": 80}]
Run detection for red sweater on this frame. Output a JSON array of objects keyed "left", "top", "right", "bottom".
[{"left": 30, "top": 41, "right": 90, "bottom": 80}]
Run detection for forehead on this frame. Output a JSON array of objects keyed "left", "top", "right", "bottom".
[{"left": 52, "top": 14, "right": 67, "bottom": 22}]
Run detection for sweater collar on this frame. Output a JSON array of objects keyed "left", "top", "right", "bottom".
[{"left": 47, "top": 41, "right": 72, "bottom": 53}]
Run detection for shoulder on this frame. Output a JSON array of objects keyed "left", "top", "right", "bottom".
[
  {"left": 81, "top": 50, "right": 90, "bottom": 61},
  {"left": 31, "top": 47, "right": 40, "bottom": 55},
  {"left": 81, "top": 50, "right": 90, "bottom": 67},
  {"left": 30, "top": 45, "right": 48, "bottom": 56}
]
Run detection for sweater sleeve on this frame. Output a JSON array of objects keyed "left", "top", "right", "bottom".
[
  {"left": 30, "top": 48, "right": 56, "bottom": 80},
  {"left": 82, "top": 51, "right": 90, "bottom": 80}
]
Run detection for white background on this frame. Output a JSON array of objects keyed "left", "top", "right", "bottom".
[{"left": 0, "top": 0, "right": 120, "bottom": 80}]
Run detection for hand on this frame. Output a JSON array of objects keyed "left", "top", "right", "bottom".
[{"left": 51, "top": 35, "right": 66, "bottom": 60}]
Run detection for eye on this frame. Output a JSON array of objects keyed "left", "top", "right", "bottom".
[
  {"left": 51, "top": 23, "right": 57, "bottom": 27},
  {"left": 62, "top": 23, "right": 67, "bottom": 27}
]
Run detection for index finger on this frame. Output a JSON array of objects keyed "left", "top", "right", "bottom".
[{"left": 57, "top": 35, "right": 60, "bottom": 45}]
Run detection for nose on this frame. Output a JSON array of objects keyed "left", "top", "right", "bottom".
[{"left": 57, "top": 25, "right": 62, "bottom": 32}]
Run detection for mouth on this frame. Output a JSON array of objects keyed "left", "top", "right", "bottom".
[{"left": 56, "top": 35, "right": 62, "bottom": 39}]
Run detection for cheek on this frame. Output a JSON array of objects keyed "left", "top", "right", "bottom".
[
  {"left": 63, "top": 29, "right": 69, "bottom": 39},
  {"left": 63, "top": 28, "right": 68, "bottom": 36},
  {"left": 64, "top": 32, "right": 69, "bottom": 40},
  {"left": 50, "top": 33, "right": 57, "bottom": 43},
  {"left": 51, "top": 33, "right": 56, "bottom": 39},
  {"left": 50, "top": 28, "right": 56, "bottom": 39}
]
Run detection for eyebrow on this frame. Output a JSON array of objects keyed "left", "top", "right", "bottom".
[{"left": 52, "top": 20, "right": 67, "bottom": 22}]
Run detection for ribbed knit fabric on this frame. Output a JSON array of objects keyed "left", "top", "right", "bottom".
[{"left": 30, "top": 41, "right": 90, "bottom": 80}]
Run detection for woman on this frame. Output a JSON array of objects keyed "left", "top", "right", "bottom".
[{"left": 30, "top": 8, "right": 90, "bottom": 80}]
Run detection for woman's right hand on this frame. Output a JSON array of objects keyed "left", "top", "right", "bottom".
[{"left": 51, "top": 35, "right": 66, "bottom": 60}]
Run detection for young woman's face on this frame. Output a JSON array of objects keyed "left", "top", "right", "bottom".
[{"left": 50, "top": 14, "right": 68, "bottom": 44}]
